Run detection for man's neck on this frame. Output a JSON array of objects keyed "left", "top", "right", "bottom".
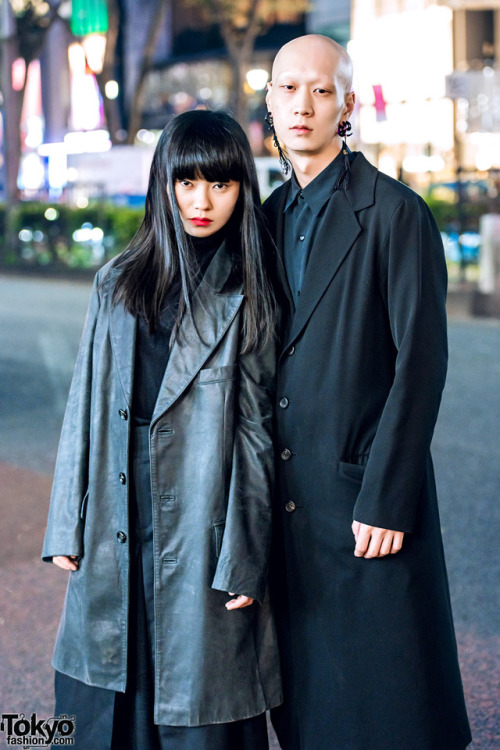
[{"left": 289, "top": 145, "right": 342, "bottom": 189}]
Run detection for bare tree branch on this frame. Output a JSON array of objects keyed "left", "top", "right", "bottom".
[
  {"left": 185, "top": 0, "right": 308, "bottom": 130},
  {"left": 126, "top": 0, "right": 171, "bottom": 144}
]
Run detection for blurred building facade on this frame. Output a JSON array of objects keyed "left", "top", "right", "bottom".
[
  {"left": 306, "top": 0, "right": 351, "bottom": 46},
  {"left": 8, "top": 0, "right": 356, "bottom": 199},
  {"left": 350, "top": 0, "right": 500, "bottom": 199},
  {"left": 15, "top": 0, "right": 500, "bottom": 205}
]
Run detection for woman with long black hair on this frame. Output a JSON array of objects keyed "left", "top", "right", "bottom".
[{"left": 43, "top": 109, "right": 282, "bottom": 749}]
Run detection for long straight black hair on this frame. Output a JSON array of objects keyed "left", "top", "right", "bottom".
[{"left": 111, "top": 109, "right": 278, "bottom": 352}]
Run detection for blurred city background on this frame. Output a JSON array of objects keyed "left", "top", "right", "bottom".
[{"left": 0, "top": 0, "right": 499, "bottom": 748}]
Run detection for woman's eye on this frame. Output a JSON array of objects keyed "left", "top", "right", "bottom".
[
  {"left": 178, "top": 179, "right": 192, "bottom": 187},
  {"left": 213, "top": 183, "right": 229, "bottom": 190}
]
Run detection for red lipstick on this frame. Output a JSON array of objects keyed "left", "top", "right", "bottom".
[{"left": 190, "top": 218, "right": 213, "bottom": 227}]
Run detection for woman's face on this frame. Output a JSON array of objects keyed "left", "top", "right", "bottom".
[{"left": 174, "top": 178, "right": 240, "bottom": 237}]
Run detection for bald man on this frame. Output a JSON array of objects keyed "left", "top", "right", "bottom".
[{"left": 264, "top": 35, "right": 471, "bottom": 750}]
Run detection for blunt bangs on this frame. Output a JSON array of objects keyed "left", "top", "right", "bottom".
[{"left": 168, "top": 111, "right": 247, "bottom": 185}]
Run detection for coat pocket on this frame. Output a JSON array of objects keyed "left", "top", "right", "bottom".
[
  {"left": 212, "top": 519, "right": 226, "bottom": 558},
  {"left": 198, "top": 364, "right": 238, "bottom": 384},
  {"left": 339, "top": 461, "right": 366, "bottom": 482},
  {"left": 79, "top": 488, "right": 90, "bottom": 519}
]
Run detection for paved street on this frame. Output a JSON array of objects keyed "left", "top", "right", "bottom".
[{"left": 0, "top": 274, "right": 499, "bottom": 748}]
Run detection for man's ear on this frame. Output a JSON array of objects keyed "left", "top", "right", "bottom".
[
  {"left": 265, "top": 82, "right": 273, "bottom": 111},
  {"left": 344, "top": 91, "right": 356, "bottom": 119}
]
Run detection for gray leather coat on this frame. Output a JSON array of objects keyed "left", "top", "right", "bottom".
[{"left": 42, "top": 243, "right": 282, "bottom": 725}]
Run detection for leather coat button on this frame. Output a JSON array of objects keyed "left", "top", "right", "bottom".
[
  {"left": 281, "top": 448, "right": 292, "bottom": 461},
  {"left": 119, "top": 472, "right": 127, "bottom": 484},
  {"left": 116, "top": 531, "right": 127, "bottom": 542},
  {"left": 287, "top": 346, "right": 295, "bottom": 356},
  {"left": 118, "top": 409, "right": 128, "bottom": 420},
  {"left": 285, "top": 501, "right": 296, "bottom": 513},
  {"left": 279, "top": 397, "right": 289, "bottom": 409}
]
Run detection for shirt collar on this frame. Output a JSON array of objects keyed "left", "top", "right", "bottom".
[{"left": 284, "top": 149, "right": 346, "bottom": 217}]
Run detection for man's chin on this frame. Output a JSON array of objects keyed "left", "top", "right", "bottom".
[{"left": 280, "top": 138, "right": 341, "bottom": 161}]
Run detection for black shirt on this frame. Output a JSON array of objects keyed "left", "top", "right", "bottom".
[{"left": 283, "top": 150, "right": 346, "bottom": 305}]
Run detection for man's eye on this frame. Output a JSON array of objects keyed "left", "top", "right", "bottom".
[
  {"left": 281, "top": 85, "right": 295, "bottom": 91},
  {"left": 315, "top": 88, "right": 330, "bottom": 94}
]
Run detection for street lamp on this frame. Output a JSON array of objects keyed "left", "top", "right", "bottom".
[
  {"left": 71, "top": 0, "right": 108, "bottom": 74},
  {"left": 245, "top": 69, "right": 269, "bottom": 92}
]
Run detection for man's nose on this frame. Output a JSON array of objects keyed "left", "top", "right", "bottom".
[{"left": 294, "top": 88, "right": 313, "bottom": 116}]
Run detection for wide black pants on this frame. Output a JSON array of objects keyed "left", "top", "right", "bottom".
[{"left": 54, "top": 425, "right": 269, "bottom": 750}]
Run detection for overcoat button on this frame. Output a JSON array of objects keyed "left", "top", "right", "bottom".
[
  {"left": 285, "top": 501, "right": 296, "bottom": 513},
  {"left": 119, "top": 472, "right": 127, "bottom": 484},
  {"left": 287, "top": 346, "right": 295, "bottom": 356},
  {"left": 279, "top": 397, "right": 289, "bottom": 409},
  {"left": 116, "top": 531, "right": 127, "bottom": 542},
  {"left": 281, "top": 448, "right": 292, "bottom": 461},
  {"left": 118, "top": 409, "right": 128, "bottom": 420}
]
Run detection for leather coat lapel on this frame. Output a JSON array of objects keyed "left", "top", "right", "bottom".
[
  {"left": 108, "top": 289, "right": 137, "bottom": 407},
  {"left": 283, "top": 189, "right": 361, "bottom": 353},
  {"left": 151, "top": 243, "right": 243, "bottom": 426}
]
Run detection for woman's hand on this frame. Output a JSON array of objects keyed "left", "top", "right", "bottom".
[
  {"left": 52, "top": 555, "right": 80, "bottom": 571},
  {"left": 225, "top": 593, "right": 254, "bottom": 610}
]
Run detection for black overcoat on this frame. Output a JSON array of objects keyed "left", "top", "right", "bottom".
[{"left": 263, "top": 153, "right": 471, "bottom": 750}]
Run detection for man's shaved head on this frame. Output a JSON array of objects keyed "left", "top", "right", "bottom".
[
  {"left": 267, "top": 33, "right": 356, "bottom": 181},
  {"left": 271, "top": 35, "right": 353, "bottom": 94}
]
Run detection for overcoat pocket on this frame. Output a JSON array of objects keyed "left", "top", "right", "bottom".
[
  {"left": 212, "top": 519, "right": 226, "bottom": 558},
  {"left": 79, "top": 489, "right": 89, "bottom": 519},
  {"left": 339, "top": 461, "right": 366, "bottom": 482},
  {"left": 198, "top": 364, "right": 238, "bottom": 384}
]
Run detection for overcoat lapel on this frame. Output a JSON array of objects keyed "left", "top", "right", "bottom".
[
  {"left": 283, "top": 189, "right": 361, "bottom": 353},
  {"left": 151, "top": 243, "right": 243, "bottom": 425},
  {"left": 108, "top": 288, "right": 137, "bottom": 407}
]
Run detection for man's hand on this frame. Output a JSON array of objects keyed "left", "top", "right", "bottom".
[
  {"left": 53, "top": 555, "right": 79, "bottom": 571},
  {"left": 225, "top": 594, "right": 254, "bottom": 610},
  {"left": 352, "top": 521, "right": 404, "bottom": 558}
]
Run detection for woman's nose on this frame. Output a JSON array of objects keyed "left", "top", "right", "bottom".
[{"left": 193, "top": 186, "right": 211, "bottom": 210}]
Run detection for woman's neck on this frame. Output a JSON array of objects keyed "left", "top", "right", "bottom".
[{"left": 188, "top": 225, "right": 228, "bottom": 257}]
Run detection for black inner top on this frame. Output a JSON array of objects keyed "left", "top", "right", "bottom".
[
  {"left": 283, "top": 149, "right": 355, "bottom": 306},
  {"left": 131, "top": 228, "right": 226, "bottom": 423}
]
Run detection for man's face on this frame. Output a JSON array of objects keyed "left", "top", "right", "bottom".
[{"left": 266, "top": 39, "right": 354, "bottom": 164}]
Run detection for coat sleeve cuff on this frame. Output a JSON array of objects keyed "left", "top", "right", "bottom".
[{"left": 211, "top": 561, "right": 265, "bottom": 605}]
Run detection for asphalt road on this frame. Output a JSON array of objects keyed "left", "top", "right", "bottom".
[{"left": 0, "top": 274, "right": 499, "bottom": 748}]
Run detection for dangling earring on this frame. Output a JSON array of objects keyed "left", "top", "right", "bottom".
[
  {"left": 337, "top": 120, "right": 352, "bottom": 142},
  {"left": 336, "top": 120, "right": 353, "bottom": 191},
  {"left": 265, "top": 112, "right": 290, "bottom": 175}
]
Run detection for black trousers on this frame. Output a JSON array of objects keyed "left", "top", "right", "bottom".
[{"left": 54, "top": 425, "right": 269, "bottom": 750}]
